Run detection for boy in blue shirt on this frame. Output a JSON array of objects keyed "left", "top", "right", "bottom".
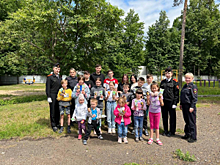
[{"left": 83, "top": 99, "right": 103, "bottom": 145}]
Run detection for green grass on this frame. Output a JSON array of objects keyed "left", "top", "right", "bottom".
[
  {"left": 0, "top": 83, "right": 45, "bottom": 91},
  {"left": 0, "top": 95, "right": 47, "bottom": 105},
  {"left": 173, "top": 149, "right": 196, "bottom": 162},
  {"left": 198, "top": 97, "right": 220, "bottom": 103},
  {"left": 0, "top": 100, "right": 65, "bottom": 140}
]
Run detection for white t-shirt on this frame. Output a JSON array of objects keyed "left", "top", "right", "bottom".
[
  {"left": 105, "top": 90, "right": 119, "bottom": 102},
  {"left": 143, "top": 83, "right": 152, "bottom": 92}
]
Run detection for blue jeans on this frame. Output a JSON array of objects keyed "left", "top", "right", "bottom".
[
  {"left": 107, "top": 101, "right": 116, "bottom": 128},
  {"left": 134, "top": 116, "right": 144, "bottom": 138},
  {"left": 117, "top": 122, "right": 128, "bottom": 138}
]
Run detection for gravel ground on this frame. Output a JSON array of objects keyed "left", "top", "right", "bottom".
[{"left": 0, "top": 104, "right": 219, "bottom": 165}]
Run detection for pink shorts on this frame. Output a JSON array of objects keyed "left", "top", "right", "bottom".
[{"left": 149, "top": 112, "right": 161, "bottom": 129}]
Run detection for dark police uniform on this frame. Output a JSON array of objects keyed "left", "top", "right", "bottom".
[
  {"left": 46, "top": 73, "right": 62, "bottom": 129},
  {"left": 160, "top": 78, "right": 179, "bottom": 135},
  {"left": 180, "top": 82, "right": 198, "bottom": 141},
  {"left": 66, "top": 76, "right": 78, "bottom": 118}
]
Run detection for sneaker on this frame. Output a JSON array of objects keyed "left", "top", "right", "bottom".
[
  {"left": 59, "top": 127, "right": 63, "bottom": 134},
  {"left": 112, "top": 128, "right": 116, "bottom": 134},
  {"left": 156, "top": 139, "right": 163, "bottom": 146},
  {"left": 98, "top": 135, "right": 103, "bottom": 140},
  {"left": 188, "top": 138, "right": 197, "bottom": 143},
  {"left": 135, "top": 137, "right": 139, "bottom": 142},
  {"left": 52, "top": 127, "right": 58, "bottom": 132},
  {"left": 108, "top": 128, "right": 112, "bottom": 134},
  {"left": 140, "top": 137, "right": 144, "bottom": 142},
  {"left": 145, "top": 129, "right": 149, "bottom": 136},
  {"left": 118, "top": 137, "right": 122, "bottom": 144},
  {"left": 123, "top": 137, "right": 128, "bottom": 144},
  {"left": 67, "top": 126, "right": 71, "bottom": 134},
  {"left": 78, "top": 134, "right": 82, "bottom": 140},
  {"left": 83, "top": 140, "right": 87, "bottom": 145},
  {"left": 147, "top": 138, "right": 153, "bottom": 145}
]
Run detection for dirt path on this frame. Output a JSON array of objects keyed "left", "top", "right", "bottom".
[{"left": 0, "top": 104, "right": 220, "bottom": 165}]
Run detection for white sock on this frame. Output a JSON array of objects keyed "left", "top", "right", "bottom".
[
  {"left": 156, "top": 138, "right": 159, "bottom": 141},
  {"left": 150, "top": 138, "right": 153, "bottom": 140}
]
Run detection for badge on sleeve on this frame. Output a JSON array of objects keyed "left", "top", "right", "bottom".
[
  {"left": 194, "top": 88, "right": 197, "bottom": 94},
  {"left": 176, "top": 85, "right": 179, "bottom": 89}
]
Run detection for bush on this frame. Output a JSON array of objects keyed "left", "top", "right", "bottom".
[{"left": 173, "top": 149, "right": 196, "bottom": 162}]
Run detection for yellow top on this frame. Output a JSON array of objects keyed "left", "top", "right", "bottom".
[{"left": 57, "top": 88, "right": 72, "bottom": 101}]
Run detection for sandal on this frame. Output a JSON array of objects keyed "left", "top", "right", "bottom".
[
  {"left": 156, "top": 139, "right": 163, "bottom": 146},
  {"left": 147, "top": 138, "right": 153, "bottom": 145}
]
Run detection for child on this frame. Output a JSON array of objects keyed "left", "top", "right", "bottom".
[
  {"left": 180, "top": 73, "right": 198, "bottom": 143},
  {"left": 143, "top": 74, "right": 154, "bottom": 136},
  {"left": 120, "top": 84, "right": 132, "bottom": 106},
  {"left": 114, "top": 97, "right": 131, "bottom": 144},
  {"left": 72, "top": 94, "right": 88, "bottom": 140},
  {"left": 90, "top": 78, "right": 105, "bottom": 134},
  {"left": 147, "top": 82, "right": 164, "bottom": 146},
  {"left": 130, "top": 77, "right": 147, "bottom": 134},
  {"left": 160, "top": 67, "right": 179, "bottom": 137},
  {"left": 57, "top": 80, "right": 72, "bottom": 134},
  {"left": 72, "top": 75, "right": 90, "bottom": 105},
  {"left": 105, "top": 81, "right": 119, "bottom": 134},
  {"left": 83, "top": 99, "right": 104, "bottom": 145},
  {"left": 131, "top": 89, "right": 147, "bottom": 142},
  {"left": 103, "top": 70, "right": 118, "bottom": 90},
  {"left": 84, "top": 71, "right": 94, "bottom": 90}
]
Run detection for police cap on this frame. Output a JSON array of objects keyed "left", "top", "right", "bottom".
[{"left": 53, "top": 63, "right": 60, "bottom": 68}]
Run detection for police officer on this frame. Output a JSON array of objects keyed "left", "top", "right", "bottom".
[
  {"left": 46, "top": 63, "right": 62, "bottom": 132},
  {"left": 65, "top": 68, "right": 78, "bottom": 121},
  {"left": 160, "top": 67, "right": 179, "bottom": 137},
  {"left": 180, "top": 73, "right": 198, "bottom": 143}
]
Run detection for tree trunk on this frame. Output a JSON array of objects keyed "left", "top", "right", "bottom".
[{"left": 178, "top": 0, "right": 188, "bottom": 89}]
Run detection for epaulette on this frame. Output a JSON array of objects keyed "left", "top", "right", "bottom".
[
  {"left": 47, "top": 74, "right": 52, "bottom": 77},
  {"left": 173, "top": 79, "right": 178, "bottom": 82}
]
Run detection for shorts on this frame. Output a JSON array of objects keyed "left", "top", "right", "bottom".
[{"left": 59, "top": 105, "right": 70, "bottom": 115}]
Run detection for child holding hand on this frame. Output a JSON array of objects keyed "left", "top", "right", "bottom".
[
  {"left": 131, "top": 89, "right": 147, "bottom": 142},
  {"left": 114, "top": 97, "right": 131, "bottom": 144},
  {"left": 147, "top": 82, "right": 164, "bottom": 146}
]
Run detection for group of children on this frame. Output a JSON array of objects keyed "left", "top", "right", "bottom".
[{"left": 56, "top": 68, "right": 198, "bottom": 145}]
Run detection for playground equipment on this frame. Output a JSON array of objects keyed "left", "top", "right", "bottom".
[{"left": 23, "top": 77, "right": 35, "bottom": 85}]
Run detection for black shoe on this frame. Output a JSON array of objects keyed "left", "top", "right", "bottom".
[
  {"left": 52, "top": 127, "right": 58, "bottom": 132},
  {"left": 170, "top": 132, "right": 175, "bottom": 136},
  {"left": 59, "top": 127, "right": 64, "bottom": 134},
  {"left": 67, "top": 126, "right": 71, "bottom": 134},
  {"left": 162, "top": 131, "right": 170, "bottom": 137},
  {"left": 188, "top": 138, "right": 197, "bottom": 143},
  {"left": 181, "top": 135, "right": 189, "bottom": 139}
]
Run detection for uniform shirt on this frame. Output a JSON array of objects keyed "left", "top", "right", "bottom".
[
  {"left": 180, "top": 82, "right": 198, "bottom": 108},
  {"left": 103, "top": 78, "right": 118, "bottom": 90},
  {"left": 160, "top": 78, "right": 179, "bottom": 105},
  {"left": 90, "top": 72, "right": 105, "bottom": 86},
  {"left": 46, "top": 73, "right": 62, "bottom": 97},
  {"left": 66, "top": 76, "right": 78, "bottom": 91},
  {"left": 131, "top": 98, "right": 147, "bottom": 116},
  {"left": 149, "top": 95, "right": 163, "bottom": 113}
]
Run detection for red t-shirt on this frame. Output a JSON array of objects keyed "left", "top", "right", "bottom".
[{"left": 103, "top": 78, "right": 118, "bottom": 90}]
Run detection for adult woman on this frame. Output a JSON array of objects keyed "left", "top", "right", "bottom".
[
  {"left": 66, "top": 68, "right": 78, "bottom": 120},
  {"left": 118, "top": 74, "right": 130, "bottom": 92},
  {"left": 130, "top": 74, "right": 138, "bottom": 90}
]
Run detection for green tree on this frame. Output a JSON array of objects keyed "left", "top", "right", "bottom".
[{"left": 145, "top": 11, "right": 171, "bottom": 76}]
